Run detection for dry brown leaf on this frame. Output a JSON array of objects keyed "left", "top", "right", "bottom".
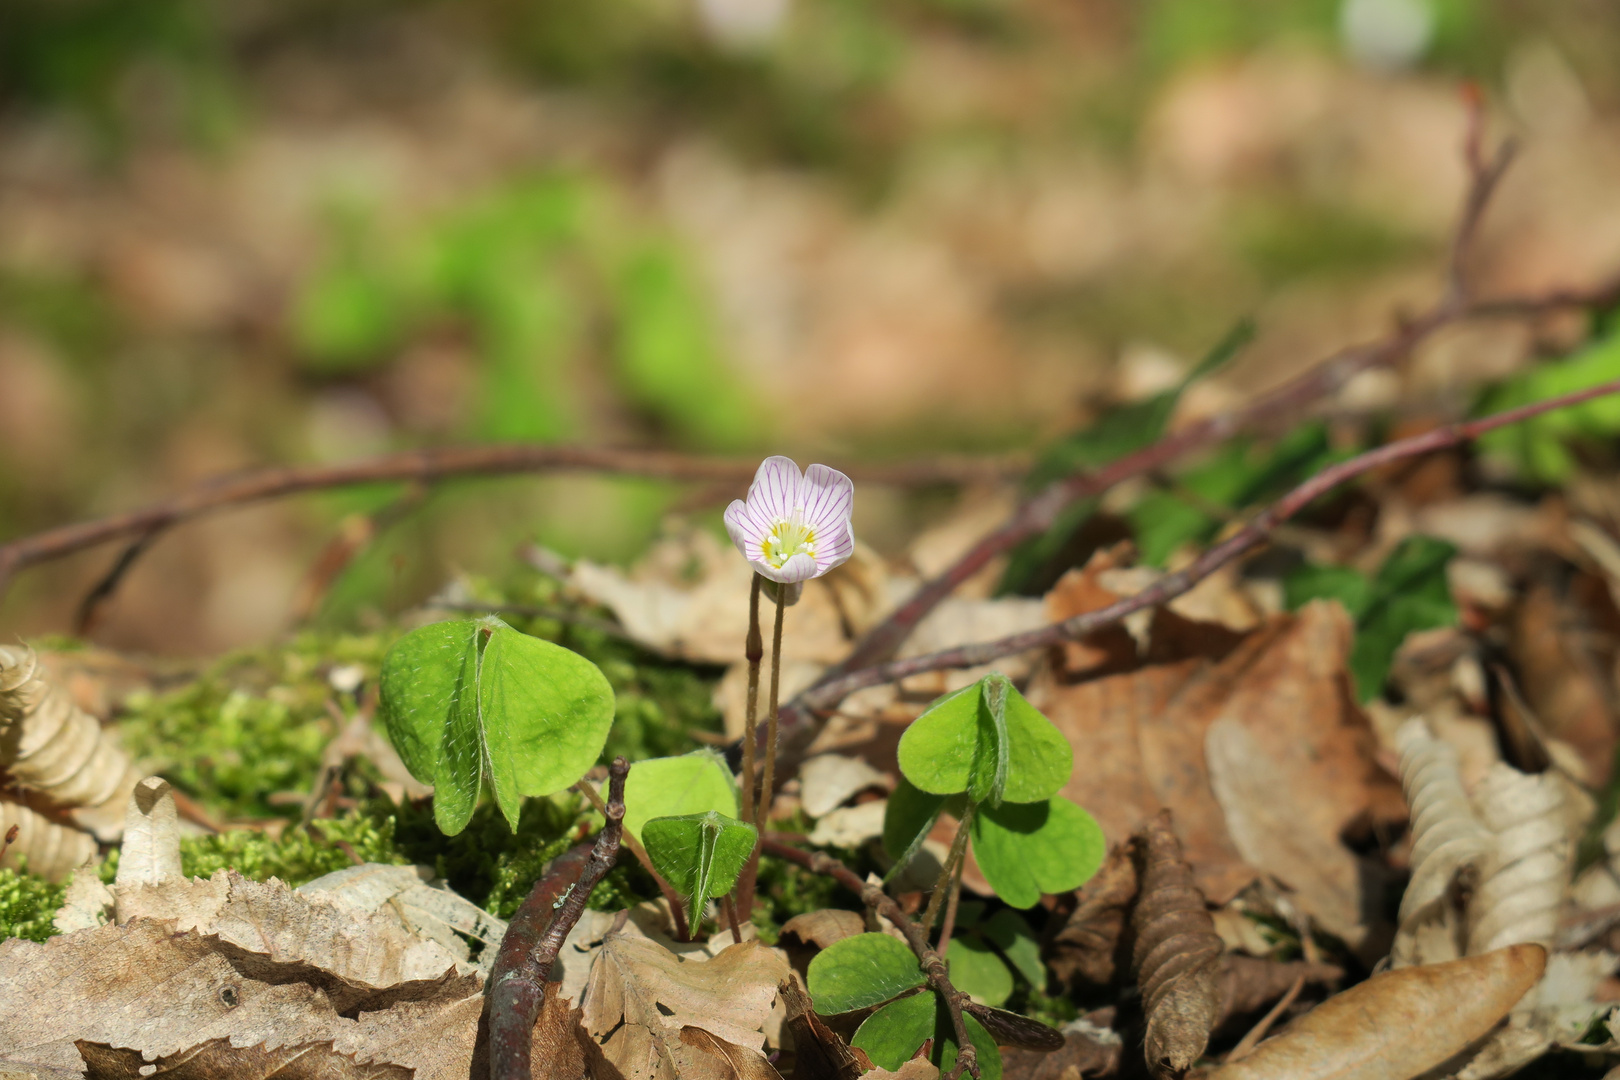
[
  {"left": 777, "top": 976, "right": 863, "bottom": 1080},
  {"left": 679, "top": 1028, "right": 784, "bottom": 1080},
  {"left": 52, "top": 859, "right": 115, "bottom": 933},
  {"left": 580, "top": 927, "right": 789, "bottom": 1080},
  {"left": 298, "top": 862, "right": 509, "bottom": 974},
  {"left": 798, "top": 754, "right": 889, "bottom": 818},
  {"left": 0, "top": 645, "right": 144, "bottom": 845},
  {"left": 780, "top": 910, "right": 866, "bottom": 952},
  {"left": 1510, "top": 583, "right": 1617, "bottom": 784},
  {"left": 1046, "top": 846, "right": 1136, "bottom": 988},
  {"left": 531, "top": 982, "right": 592, "bottom": 1080},
  {"left": 1213, "top": 956, "right": 1343, "bottom": 1032},
  {"left": 999, "top": 1028, "right": 1120, "bottom": 1080},
  {"left": 75, "top": 1038, "right": 412, "bottom": 1079},
  {"left": 1204, "top": 944, "right": 1548, "bottom": 1080},
  {"left": 1132, "top": 812, "right": 1223, "bottom": 1080},
  {"left": 861, "top": 1061, "right": 941, "bottom": 1080}
]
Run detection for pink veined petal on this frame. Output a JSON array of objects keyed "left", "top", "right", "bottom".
[
  {"left": 758, "top": 550, "right": 819, "bottom": 584},
  {"left": 813, "top": 522, "right": 855, "bottom": 575},
  {"left": 747, "top": 456, "right": 803, "bottom": 523},
  {"left": 801, "top": 464, "right": 854, "bottom": 534},
  {"left": 724, "top": 499, "right": 769, "bottom": 558}
]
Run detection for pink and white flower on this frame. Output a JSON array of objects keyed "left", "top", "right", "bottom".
[{"left": 724, "top": 456, "right": 855, "bottom": 583}]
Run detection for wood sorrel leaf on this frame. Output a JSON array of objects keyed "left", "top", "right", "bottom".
[
  {"left": 619, "top": 749, "right": 738, "bottom": 846},
  {"left": 853, "top": 993, "right": 1003, "bottom": 1080},
  {"left": 881, "top": 778, "right": 948, "bottom": 873},
  {"left": 851, "top": 992, "right": 935, "bottom": 1070},
  {"left": 642, "top": 810, "right": 756, "bottom": 929},
  {"left": 982, "top": 909, "right": 1044, "bottom": 987},
  {"left": 378, "top": 616, "right": 615, "bottom": 835},
  {"left": 807, "top": 933, "right": 927, "bottom": 1015},
  {"left": 897, "top": 674, "right": 1070, "bottom": 805},
  {"left": 946, "top": 936, "right": 1013, "bottom": 1007},
  {"left": 971, "top": 796, "right": 1106, "bottom": 909}
]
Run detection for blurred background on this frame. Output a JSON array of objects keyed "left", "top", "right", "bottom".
[{"left": 2, "top": 0, "right": 1618, "bottom": 655}]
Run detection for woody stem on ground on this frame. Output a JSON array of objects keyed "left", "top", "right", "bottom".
[
  {"left": 761, "top": 836, "right": 981, "bottom": 1080},
  {"left": 793, "top": 375, "right": 1620, "bottom": 713},
  {"left": 490, "top": 758, "right": 628, "bottom": 1080},
  {"left": 920, "top": 802, "right": 975, "bottom": 932},
  {"left": 572, "top": 779, "right": 689, "bottom": 940}
]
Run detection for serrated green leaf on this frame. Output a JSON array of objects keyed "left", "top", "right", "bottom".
[
  {"left": 619, "top": 749, "right": 738, "bottom": 845},
  {"left": 642, "top": 810, "right": 756, "bottom": 929},
  {"left": 808, "top": 933, "right": 927, "bottom": 1015},
  {"left": 852, "top": 992, "right": 936, "bottom": 1069},
  {"left": 972, "top": 797, "right": 1106, "bottom": 909},
  {"left": 982, "top": 910, "right": 1045, "bottom": 988},
  {"left": 946, "top": 936, "right": 1013, "bottom": 1007}
]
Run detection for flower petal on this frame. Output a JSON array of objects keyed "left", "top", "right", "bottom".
[
  {"left": 747, "top": 456, "right": 803, "bottom": 523},
  {"left": 801, "top": 464, "right": 854, "bottom": 534},
  {"left": 758, "top": 550, "right": 819, "bottom": 584},
  {"left": 724, "top": 499, "right": 769, "bottom": 560},
  {"left": 813, "top": 521, "right": 855, "bottom": 576}
]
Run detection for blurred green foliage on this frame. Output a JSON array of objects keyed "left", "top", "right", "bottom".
[
  {"left": 1285, "top": 534, "right": 1457, "bottom": 700},
  {"left": 0, "top": 866, "right": 66, "bottom": 943},
  {"left": 1476, "top": 324, "right": 1620, "bottom": 484}
]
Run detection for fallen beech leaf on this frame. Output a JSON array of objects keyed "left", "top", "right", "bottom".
[
  {"left": 1466, "top": 764, "right": 1571, "bottom": 956},
  {"left": 530, "top": 982, "right": 591, "bottom": 1080},
  {"left": 799, "top": 755, "right": 888, "bottom": 818},
  {"left": 1047, "top": 846, "right": 1136, "bottom": 988},
  {"left": 1131, "top": 812, "right": 1223, "bottom": 1079},
  {"left": 780, "top": 910, "right": 866, "bottom": 953},
  {"left": 298, "top": 863, "right": 509, "bottom": 974},
  {"left": 679, "top": 1027, "right": 784, "bottom": 1080},
  {"left": 1213, "top": 956, "right": 1343, "bottom": 1032},
  {"left": 51, "top": 860, "right": 115, "bottom": 934},
  {"left": 778, "top": 976, "right": 863, "bottom": 1080},
  {"left": 117, "top": 776, "right": 183, "bottom": 887},
  {"left": 75, "top": 1038, "right": 412, "bottom": 1079},
  {"left": 580, "top": 927, "right": 789, "bottom": 1080},
  {"left": 1510, "top": 583, "right": 1616, "bottom": 784},
  {"left": 0, "top": 645, "right": 143, "bottom": 845},
  {"left": 1204, "top": 944, "right": 1547, "bottom": 1080}
]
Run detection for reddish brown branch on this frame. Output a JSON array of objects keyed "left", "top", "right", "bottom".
[
  {"left": 794, "top": 375, "right": 1620, "bottom": 712},
  {"left": 761, "top": 836, "right": 981, "bottom": 1080},
  {"left": 0, "top": 446, "right": 1020, "bottom": 602},
  {"left": 488, "top": 757, "right": 628, "bottom": 1080}
]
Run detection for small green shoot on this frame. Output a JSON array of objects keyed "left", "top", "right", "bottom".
[
  {"left": 642, "top": 810, "right": 756, "bottom": 930},
  {"left": 618, "top": 749, "right": 739, "bottom": 846},
  {"left": 378, "top": 616, "right": 615, "bottom": 834}
]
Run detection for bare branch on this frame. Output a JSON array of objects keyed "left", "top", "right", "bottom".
[
  {"left": 795, "top": 375, "right": 1620, "bottom": 713},
  {"left": 761, "top": 836, "right": 981, "bottom": 1080},
  {"left": 488, "top": 757, "right": 628, "bottom": 1080}
]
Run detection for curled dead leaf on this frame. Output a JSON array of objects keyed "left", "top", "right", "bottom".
[
  {"left": 1131, "top": 812, "right": 1223, "bottom": 1079},
  {"left": 1047, "top": 846, "right": 1136, "bottom": 988},
  {"left": 1205, "top": 944, "right": 1547, "bottom": 1080},
  {"left": 778, "top": 976, "right": 864, "bottom": 1080},
  {"left": 679, "top": 1027, "right": 785, "bottom": 1080}
]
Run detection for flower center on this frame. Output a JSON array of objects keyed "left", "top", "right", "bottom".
[{"left": 761, "top": 516, "right": 816, "bottom": 569}]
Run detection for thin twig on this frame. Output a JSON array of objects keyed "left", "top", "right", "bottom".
[
  {"left": 791, "top": 376, "right": 1620, "bottom": 712},
  {"left": 762, "top": 836, "right": 981, "bottom": 1080},
  {"left": 573, "top": 779, "right": 690, "bottom": 941},
  {"left": 1224, "top": 974, "right": 1306, "bottom": 1063},
  {"left": 73, "top": 529, "right": 163, "bottom": 635},
  {"left": 489, "top": 757, "right": 628, "bottom": 1080},
  {"left": 0, "top": 446, "right": 1021, "bottom": 602},
  {"left": 936, "top": 859, "right": 966, "bottom": 959},
  {"left": 921, "top": 803, "right": 975, "bottom": 932},
  {"left": 1447, "top": 89, "right": 1516, "bottom": 303}
]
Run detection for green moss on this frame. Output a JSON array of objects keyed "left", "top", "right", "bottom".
[{"left": 0, "top": 865, "right": 65, "bottom": 943}]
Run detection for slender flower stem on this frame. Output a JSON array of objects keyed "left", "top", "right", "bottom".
[
  {"left": 921, "top": 802, "right": 975, "bottom": 932},
  {"left": 722, "top": 895, "right": 744, "bottom": 943},
  {"left": 758, "top": 589, "right": 788, "bottom": 833},
  {"left": 739, "top": 574, "right": 763, "bottom": 825},
  {"left": 936, "top": 860, "right": 966, "bottom": 958}
]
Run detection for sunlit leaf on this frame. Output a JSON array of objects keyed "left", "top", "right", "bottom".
[
  {"left": 897, "top": 675, "right": 1069, "bottom": 805},
  {"left": 972, "top": 797, "right": 1107, "bottom": 909},
  {"left": 619, "top": 749, "right": 738, "bottom": 845},
  {"left": 807, "top": 933, "right": 926, "bottom": 1015}
]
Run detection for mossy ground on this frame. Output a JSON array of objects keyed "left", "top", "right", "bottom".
[{"left": 1, "top": 568, "right": 859, "bottom": 943}]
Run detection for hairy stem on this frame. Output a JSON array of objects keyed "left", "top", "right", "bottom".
[
  {"left": 740, "top": 574, "right": 763, "bottom": 825},
  {"left": 921, "top": 802, "right": 975, "bottom": 933},
  {"left": 936, "top": 859, "right": 967, "bottom": 958},
  {"left": 758, "top": 589, "right": 788, "bottom": 834},
  {"left": 489, "top": 758, "right": 628, "bottom": 1080}
]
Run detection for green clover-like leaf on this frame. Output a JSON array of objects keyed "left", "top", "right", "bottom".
[
  {"left": 642, "top": 810, "right": 756, "bottom": 930},
  {"left": 619, "top": 749, "right": 738, "bottom": 846},
  {"left": 378, "top": 616, "right": 616, "bottom": 835},
  {"left": 807, "top": 933, "right": 927, "bottom": 1015},
  {"left": 971, "top": 796, "right": 1106, "bottom": 909},
  {"left": 853, "top": 993, "right": 1002, "bottom": 1080},
  {"left": 897, "top": 674, "right": 1071, "bottom": 806},
  {"left": 946, "top": 936, "right": 1013, "bottom": 1008},
  {"left": 982, "top": 909, "right": 1044, "bottom": 988}
]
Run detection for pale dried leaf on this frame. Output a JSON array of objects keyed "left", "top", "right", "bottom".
[
  {"left": 1390, "top": 719, "right": 1491, "bottom": 968},
  {"left": 1466, "top": 764, "right": 1571, "bottom": 956},
  {"left": 0, "top": 645, "right": 143, "bottom": 843},
  {"left": 298, "top": 863, "right": 508, "bottom": 973},
  {"left": 52, "top": 859, "right": 114, "bottom": 933},
  {"left": 75, "top": 1038, "right": 412, "bottom": 1079},
  {"left": 1204, "top": 944, "right": 1547, "bottom": 1080},
  {"left": 798, "top": 755, "right": 888, "bottom": 819},
  {"left": 779, "top": 910, "right": 865, "bottom": 952},
  {"left": 581, "top": 929, "right": 789, "bottom": 1080},
  {"left": 117, "top": 776, "right": 184, "bottom": 888},
  {"left": 0, "top": 798, "right": 96, "bottom": 882},
  {"left": 807, "top": 801, "right": 887, "bottom": 848},
  {"left": 679, "top": 1027, "right": 784, "bottom": 1080},
  {"left": 340, "top": 991, "right": 485, "bottom": 1080}
]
